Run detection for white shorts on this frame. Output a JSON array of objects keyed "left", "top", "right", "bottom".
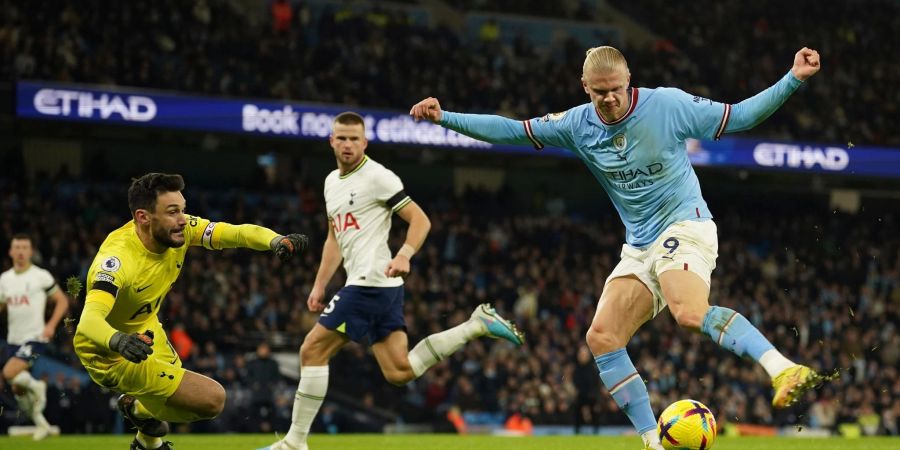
[{"left": 605, "top": 219, "right": 718, "bottom": 318}]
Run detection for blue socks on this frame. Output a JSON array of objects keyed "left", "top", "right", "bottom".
[
  {"left": 595, "top": 348, "right": 656, "bottom": 434},
  {"left": 701, "top": 305, "right": 774, "bottom": 361},
  {"left": 594, "top": 307, "right": 778, "bottom": 437}
]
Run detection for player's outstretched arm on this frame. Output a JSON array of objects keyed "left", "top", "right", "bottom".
[
  {"left": 75, "top": 290, "right": 153, "bottom": 363},
  {"left": 308, "top": 224, "right": 342, "bottom": 312},
  {"left": 724, "top": 47, "right": 820, "bottom": 134},
  {"left": 270, "top": 233, "right": 309, "bottom": 262},
  {"left": 385, "top": 201, "right": 430, "bottom": 278},
  {"left": 410, "top": 97, "right": 536, "bottom": 147},
  {"left": 190, "top": 218, "right": 308, "bottom": 261}
]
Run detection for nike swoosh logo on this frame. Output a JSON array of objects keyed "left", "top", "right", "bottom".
[{"left": 136, "top": 284, "right": 153, "bottom": 293}]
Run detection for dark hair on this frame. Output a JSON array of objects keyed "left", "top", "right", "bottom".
[
  {"left": 333, "top": 111, "right": 365, "bottom": 129},
  {"left": 128, "top": 173, "right": 185, "bottom": 214},
  {"left": 10, "top": 233, "right": 32, "bottom": 243}
]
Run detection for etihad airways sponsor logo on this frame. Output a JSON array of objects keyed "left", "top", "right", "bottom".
[
  {"left": 753, "top": 143, "right": 849, "bottom": 171},
  {"left": 33, "top": 89, "right": 157, "bottom": 121}
]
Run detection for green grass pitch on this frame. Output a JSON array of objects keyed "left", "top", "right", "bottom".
[{"left": 2, "top": 434, "right": 898, "bottom": 450}]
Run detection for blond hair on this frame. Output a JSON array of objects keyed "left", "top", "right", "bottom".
[{"left": 583, "top": 46, "right": 629, "bottom": 76}]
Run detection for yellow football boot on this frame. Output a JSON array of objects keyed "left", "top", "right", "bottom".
[{"left": 772, "top": 365, "right": 822, "bottom": 408}]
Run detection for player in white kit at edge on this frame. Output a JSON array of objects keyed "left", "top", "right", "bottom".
[{"left": 0, "top": 233, "right": 69, "bottom": 440}]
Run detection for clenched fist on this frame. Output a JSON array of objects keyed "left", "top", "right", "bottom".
[
  {"left": 791, "top": 47, "right": 821, "bottom": 81},
  {"left": 409, "top": 97, "right": 444, "bottom": 122}
]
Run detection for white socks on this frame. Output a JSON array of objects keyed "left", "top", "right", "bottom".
[
  {"left": 759, "top": 349, "right": 796, "bottom": 378},
  {"left": 11, "top": 371, "right": 50, "bottom": 427},
  {"left": 642, "top": 429, "right": 662, "bottom": 448},
  {"left": 408, "top": 320, "right": 484, "bottom": 378},
  {"left": 32, "top": 408, "right": 50, "bottom": 429},
  {"left": 282, "top": 320, "right": 484, "bottom": 447},
  {"left": 285, "top": 366, "right": 329, "bottom": 448},
  {"left": 11, "top": 371, "right": 41, "bottom": 391}
]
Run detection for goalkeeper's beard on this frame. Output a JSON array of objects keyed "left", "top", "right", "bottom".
[{"left": 152, "top": 223, "right": 186, "bottom": 248}]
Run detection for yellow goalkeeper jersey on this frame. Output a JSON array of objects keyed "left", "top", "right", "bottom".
[{"left": 74, "top": 216, "right": 277, "bottom": 368}]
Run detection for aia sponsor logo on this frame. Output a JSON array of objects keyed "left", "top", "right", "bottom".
[
  {"left": 332, "top": 213, "right": 360, "bottom": 233},
  {"left": 5, "top": 295, "right": 30, "bottom": 306}
]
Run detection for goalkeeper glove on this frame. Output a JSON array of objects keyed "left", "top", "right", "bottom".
[
  {"left": 271, "top": 233, "right": 309, "bottom": 261},
  {"left": 109, "top": 330, "right": 154, "bottom": 363}
]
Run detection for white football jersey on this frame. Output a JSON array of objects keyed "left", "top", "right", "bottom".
[
  {"left": 0, "top": 265, "right": 59, "bottom": 344},
  {"left": 324, "top": 156, "right": 411, "bottom": 288}
]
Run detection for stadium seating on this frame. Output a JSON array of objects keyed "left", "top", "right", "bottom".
[{"left": 2, "top": 0, "right": 895, "bottom": 145}]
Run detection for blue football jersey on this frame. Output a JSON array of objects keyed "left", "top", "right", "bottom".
[
  {"left": 439, "top": 72, "right": 801, "bottom": 248},
  {"left": 521, "top": 88, "right": 730, "bottom": 247}
]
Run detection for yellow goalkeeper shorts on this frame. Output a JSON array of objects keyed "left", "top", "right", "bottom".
[{"left": 80, "top": 323, "right": 186, "bottom": 417}]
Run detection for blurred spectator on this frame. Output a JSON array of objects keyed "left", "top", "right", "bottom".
[
  {"left": 478, "top": 18, "right": 500, "bottom": 43},
  {"left": 271, "top": 0, "right": 293, "bottom": 34},
  {"left": 573, "top": 345, "right": 599, "bottom": 434},
  {"left": 245, "top": 342, "right": 283, "bottom": 431},
  {"left": 169, "top": 322, "right": 195, "bottom": 361},
  {"left": 246, "top": 342, "right": 282, "bottom": 389},
  {"left": 809, "top": 389, "right": 838, "bottom": 430},
  {"left": 884, "top": 399, "right": 900, "bottom": 436},
  {"left": 504, "top": 410, "right": 534, "bottom": 435}
]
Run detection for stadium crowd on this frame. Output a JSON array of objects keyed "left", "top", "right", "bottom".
[
  {"left": 0, "top": 167, "right": 897, "bottom": 436},
  {"left": 1, "top": 0, "right": 897, "bottom": 145}
]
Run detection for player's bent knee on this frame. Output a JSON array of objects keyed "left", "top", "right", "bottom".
[
  {"left": 2, "top": 363, "right": 22, "bottom": 381},
  {"left": 669, "top": 302, "right": 707, "bottom": 330},
  {"left": 383, "top": 368, "right": 414, "bottom": 386},
  {"left": 299, "top": 337, "right": 332, "bottom": 366},
  {"left": 585, "top": 327, "right": 622, "bottom": 355},
  {"left": 181, "top": 379, "right": 227, "bottom": 420},
  {"left": 299, "top": 343, "right": 327, "bottom": 366},
  {"left": 196, "top": 383, "right": 226, "bottom": 419},
  {"left": 672, "top": 311, "right": 703, "bottom": 330}
]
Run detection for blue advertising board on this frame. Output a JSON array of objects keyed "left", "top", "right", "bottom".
[{"left": 16, "top": 81, "right": 900, "bottom": 177}]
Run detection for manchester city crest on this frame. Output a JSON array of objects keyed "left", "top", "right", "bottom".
[{"left": 613, "top": 133, "right": 627, "bottom": 151}]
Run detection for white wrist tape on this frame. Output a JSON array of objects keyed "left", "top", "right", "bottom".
[{"left": 397, "top": 243, "right": 416, "bottom": 259}]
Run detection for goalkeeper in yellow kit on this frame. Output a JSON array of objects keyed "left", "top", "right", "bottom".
[{"left": 74, "top": 173, "right": 308, "bottom": 450}]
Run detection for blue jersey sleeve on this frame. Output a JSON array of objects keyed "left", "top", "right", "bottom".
[
  {"left": 660, "top": 88, "right": 731, "bottom": 141},
  {"left": 523, "top": 108, "right": 578, "bottom": 151},
  {"left": 724, "top": 71, "right": 803, "bottom": 134},
  {"left": 439, "top": 112, "right": 535, "bottom": 147},
  {"left": 439, "top": 109, "right": 577, "bottom": 151}
]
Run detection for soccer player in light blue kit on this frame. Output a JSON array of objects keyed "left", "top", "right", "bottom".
[{"left": 411, "top": 46, "right": 822, "bottom": 449}]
